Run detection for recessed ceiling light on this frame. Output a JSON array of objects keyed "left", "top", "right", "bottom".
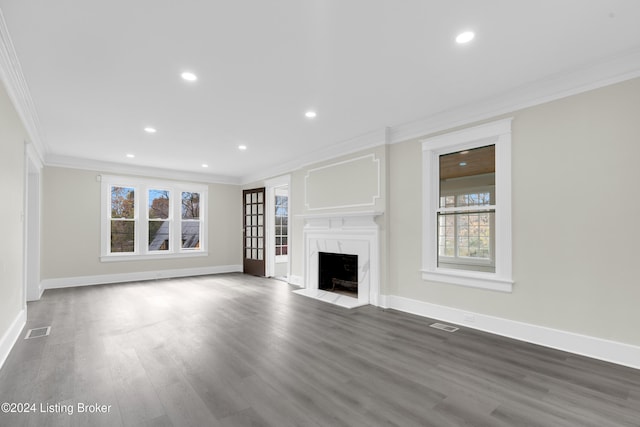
[
  {"left": 144, "top": 127, "right": 157, "bottom": 133},
  {"left": 238, "top": 145, "right": 247, "bottom": 151},
  {"left": 460, "top": 150, "right": 469, "bottom": 154},
  {"left": 126, "top": 154, "right": 135, "bottom": 158},
  {"left": 459, "top": 162, "right": 467, "bottom": 166},
  {"left": 305, "top": 111, "right": 317, "bottom": 118},
  {"left": 202, "top": 164, "right": 209, "bottom": 168},
  {"left": 181, "top": 71, "right": 198, "bottom": 82},
  {"left": 456, "top": 31, "right": 475, "bottom": 44}
]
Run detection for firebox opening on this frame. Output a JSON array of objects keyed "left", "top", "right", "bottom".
[{"left": 318, "top": 252, "right": 358, "bottom": 297}]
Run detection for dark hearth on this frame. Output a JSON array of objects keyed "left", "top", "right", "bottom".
[{"left": 318, "top": 252, "right": 358, "bottom": 297}]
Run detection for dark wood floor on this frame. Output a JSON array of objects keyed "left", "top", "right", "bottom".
[{"left": 1, "top": 273, "right": 639, "bottom": 427}]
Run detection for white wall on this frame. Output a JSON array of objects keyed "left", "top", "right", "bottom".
[
  {"left": 40, "top": 167, "right": 242, "bottom": 285},
  {"left": 389, "top": 77, "right": 640, "bottom": 348},
  {"left": 0, "top": 81, "right": 27, "bottom": 365}
]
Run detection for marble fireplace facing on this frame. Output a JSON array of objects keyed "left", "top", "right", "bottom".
[{"left": 293, "top": 212, "right": 381, "bottom": 308}]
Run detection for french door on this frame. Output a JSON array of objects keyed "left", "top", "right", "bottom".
[{"left": 243, "top": 187, "right": 266, "bottom": 276}]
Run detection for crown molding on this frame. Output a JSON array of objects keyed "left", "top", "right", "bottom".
[
  {"left": 244, "top": 48, "right": 640, "bottom": 183},
  {"left": 0, "top": 10, "right": 46, "bottom": 163},
  {"left": 390, "top": 46, "right": 640, "bottom": 144},
  {"left": 240, "top": 127, "right": 390, "bottom": 185},
  {"left": 46, "top": 153, "right": 241, "bottom": 185}
]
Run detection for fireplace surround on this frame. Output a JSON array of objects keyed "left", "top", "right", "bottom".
[{"left": 293, "top": 211, "right": 382, "bottom": 308}]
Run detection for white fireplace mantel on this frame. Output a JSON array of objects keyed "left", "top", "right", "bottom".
[{"left": 294, "top": 211, "right": 382, "bottom": 308}]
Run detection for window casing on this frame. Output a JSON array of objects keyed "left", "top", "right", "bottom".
[
  {"left": 422, "top": 118, "right": 513, "bottom": 292},
  {"left": 101, "top": 175, "right": 207, "bottom": 261}
]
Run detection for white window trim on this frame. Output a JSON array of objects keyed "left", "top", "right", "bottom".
[
  {"left": 100, "top": 174, "right": 208, "bottom": 262},
  {"left": 421, "top": 118, "right": 513, "bottom": 292}
]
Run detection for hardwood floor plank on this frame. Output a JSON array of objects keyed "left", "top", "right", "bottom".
[
  {"left": 155, "top": 379, "right": 219, "bottom": 427},
  {"left": 218, "top": 407, "right": 271, "bottom": 427},
  {"left": 107, "top": 347, "right": 166, "bottom": 426},
  {"left": 72, "top": 365, "right": 122, "bottom": 427},
  {"left": 180, "top": 364, "right": 251, "bottom": 420},
  {"left": 143, "top": 414, "right": 174, "bottom": 427},
  {"left": 1, "top": 273, "right": 639, "bottom": 427},
  {"left": 30, "top": 342, "right": 75, "bottom": 405},
  {"left": 235, "top": 374, "right": 322, "bottom": 427}
]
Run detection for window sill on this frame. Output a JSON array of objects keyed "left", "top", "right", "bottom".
[
  {"left": 101, "top": 251, "right": 208, "bottom": 263},
  {"left": 421, "top": 269, "right": 513, "bottom": 293}
]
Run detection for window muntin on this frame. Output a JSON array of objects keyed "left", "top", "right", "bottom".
[{"left": 101, "top": 176, "right": 207, "bottom": 260}]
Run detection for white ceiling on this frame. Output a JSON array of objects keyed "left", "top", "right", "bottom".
[{"left": 2, "top": 1, "right": 640, "bottom": 183}]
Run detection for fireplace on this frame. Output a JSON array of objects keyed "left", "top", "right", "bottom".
[
  {"left": 293, "top": 211, "right": 382, "bottom": 308},
  {"left": 318, "top": 252, "right": 358, "bottom": 297}
]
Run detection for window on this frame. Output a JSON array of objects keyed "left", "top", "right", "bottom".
[
  {"left": 438, "top": 145, "right": 495, "bottom": 273},
  {"left": 101, "top": 175, "right": 207, "bottom": 261},
  {"left": 274, "top": 191, "right": 288, "bottom": 259},
  {"left": 422, "top": 119, "right": 513, "bottom": 292}
]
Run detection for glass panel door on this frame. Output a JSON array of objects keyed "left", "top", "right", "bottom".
[{"left": 243, "top": 188, "right": 266, "bottom": 276}]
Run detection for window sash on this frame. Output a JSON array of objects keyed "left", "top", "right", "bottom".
[
  {"left": 437, "top": 209, "right": 495, "bottom": 264},
  {"left": 180, "top": 219, "right": 201, "bottom": 250},
  {"left": 110, "top": 218, "right": 136, "bottom": 253},
  {"left": 438, "top": 186, "right": 495, "bottom": 264}
]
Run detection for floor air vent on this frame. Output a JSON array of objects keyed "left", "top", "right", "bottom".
[
  {"left": 25, "top": 326, "right": 51, "bottom": 339},
  {"left": 429, "top": 323, "right": 459, "bottom": 333}
]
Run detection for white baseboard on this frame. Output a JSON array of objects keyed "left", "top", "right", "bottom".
[
  {"left": 0, "top": 308, "right": 26, "bottom": 370},
  {"left": 378, "top": 294, "right": 389, "bottom": 308},
  {"left": 41, "top": 264, "right": 243, "bottom": 290},
  {"left": 288, "top": 275, "right": 304, "bottom": 287},
  {"left": 382, "top": 294, "right": 640, "bottom": 371},
  {"left": 26, "top": 284, "right": 45, "bottom": 302}
]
